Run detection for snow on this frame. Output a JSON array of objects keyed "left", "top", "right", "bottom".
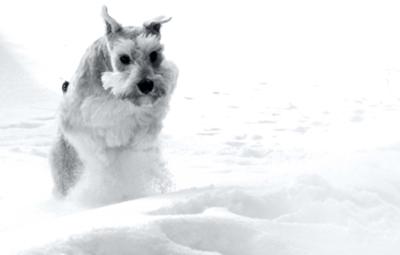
[{"left": 1, "top": 0, "right": 400, "bottom": 254}]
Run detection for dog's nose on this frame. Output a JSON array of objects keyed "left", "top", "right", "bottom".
[{"left": 137, "top": 79, "right": 154, "bottom": 94}]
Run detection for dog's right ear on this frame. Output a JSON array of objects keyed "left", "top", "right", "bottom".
[
  {"left": 144, "top": 16, "right": 172, "bottom": 36},
  {"left": 101, "top": 6, "right": 122, "bottom": 34}
]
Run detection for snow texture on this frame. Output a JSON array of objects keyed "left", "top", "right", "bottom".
[{"left": 1, "top": 1, "right": 400, "bottom": 254}]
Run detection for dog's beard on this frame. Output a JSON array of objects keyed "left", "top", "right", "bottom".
[
  {"left": 101, "top": 71, "right": 165, "bottom": 107},
  {"left": 101, "top": 71, "right": 131, "bottom": 95}
]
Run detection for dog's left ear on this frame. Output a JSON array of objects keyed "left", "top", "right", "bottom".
[
  {"left": 102, "top": 6, "right": 122, "bottom": 34},
  {"left": 144, "top": 16, "right": 172, "bottom": 35}
]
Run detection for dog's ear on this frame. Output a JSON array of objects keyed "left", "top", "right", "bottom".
[
  {"left": 102, "top": 6, "right": 122, "bottom": 34},
  {"left": 143, "top": 16, "right": 172, "bottom": 35}
]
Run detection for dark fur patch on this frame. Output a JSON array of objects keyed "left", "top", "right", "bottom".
[
  {"left": 50, "top": 135, "right": 83, "bottom": 196},
  {"left": 145, "top": 22, "right": 161, "bottom": 34},
  {"left": 62, "top": 81, "right": 69, "bottom": 93}
]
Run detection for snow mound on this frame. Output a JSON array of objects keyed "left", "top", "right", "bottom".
[
  {"left": 3, "top": 179, "right": 400, "bottom": 255},
  {"left": 0, "top": 37, "right": 59, "bottom": 126}
]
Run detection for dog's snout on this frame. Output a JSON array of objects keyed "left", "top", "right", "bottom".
[{"left": 137, "top": 79, "right": 154, "bottom": 94}]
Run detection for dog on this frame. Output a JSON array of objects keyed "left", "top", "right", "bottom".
[{"left": 50, "top": 6, "right": 178, "bottom": 204}]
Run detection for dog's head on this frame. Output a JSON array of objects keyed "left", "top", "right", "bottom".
[{"left": 100, "top": 6, "right": 178, "bottom": 106}]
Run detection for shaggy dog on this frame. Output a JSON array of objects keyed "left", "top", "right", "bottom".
[{"left": 50, "top": 6, "right": 178, "bottom": 204}]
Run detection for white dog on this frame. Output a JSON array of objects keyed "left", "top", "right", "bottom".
[{"left": 50, "top": 6, "right": 178, "bottom": 205}]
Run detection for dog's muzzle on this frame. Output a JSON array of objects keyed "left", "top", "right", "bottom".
[{"left": 124, "top": 79, "right": 167, "bottom": 106}]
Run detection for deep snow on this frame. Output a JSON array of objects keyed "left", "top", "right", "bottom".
[{"left": 1, "top": 1, "right": 400, "bottom": 254}]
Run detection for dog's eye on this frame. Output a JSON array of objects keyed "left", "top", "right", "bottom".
[
  {"left": 149, "top": 51, "right": 158, "bottom": 63},
  {"left": 119, "top": 54, "right": 131, "bottom": 65}
]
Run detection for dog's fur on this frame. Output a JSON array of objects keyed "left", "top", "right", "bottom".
[{"left": 50, "top": 7, "right": 178, "bottom": 202}]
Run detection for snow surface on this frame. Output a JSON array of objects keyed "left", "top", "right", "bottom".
[{"left": 1, "top": 1, "right": 400, "bottom": 254}]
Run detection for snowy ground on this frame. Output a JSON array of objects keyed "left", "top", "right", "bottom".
[{"left": 1, "top": 1, "right": 400, "bottom": 254}]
